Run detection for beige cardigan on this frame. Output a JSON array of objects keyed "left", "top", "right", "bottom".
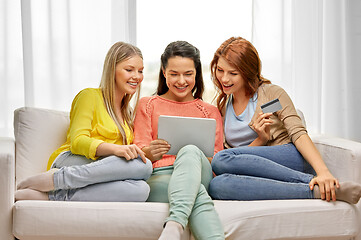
[{"left": 223, "top": 83, "right": 307, "bottom": 148}]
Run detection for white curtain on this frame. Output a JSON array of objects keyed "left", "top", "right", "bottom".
[
  {"left": 0, "top": 0, "right": 24, "bottom": 137},
  {"left": 2, "top": 0, "right": 361, "bottom": 143},
  {"left": 252, "top": 0, "right": 361, "bottom": 142},
  {"left": 0, "top": 0, "right": 135, "bottom": 137}
]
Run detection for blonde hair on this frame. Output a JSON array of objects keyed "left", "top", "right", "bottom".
[{"left": 99, "top": 42, "right": 143, "bottom": 144}]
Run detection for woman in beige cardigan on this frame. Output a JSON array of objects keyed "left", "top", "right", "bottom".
[{"left": 208, "top": 37, "right": 361, "bottom": 204}]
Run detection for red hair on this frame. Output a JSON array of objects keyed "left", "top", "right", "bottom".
[{"left": 210, "top": 37, "right": 270, "bottom": 113}]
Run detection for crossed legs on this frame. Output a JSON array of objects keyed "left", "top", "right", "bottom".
[{"left": 16, "top": 151, "right": 152, "bottom": 202}]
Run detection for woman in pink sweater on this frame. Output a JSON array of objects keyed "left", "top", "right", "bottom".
[{"left": 133, "top": 41, "right": 225, "bottom": 240}]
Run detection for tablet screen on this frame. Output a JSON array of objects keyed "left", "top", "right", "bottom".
[{"left": 157, "top": 115, "right": 216, "bottom": 157}]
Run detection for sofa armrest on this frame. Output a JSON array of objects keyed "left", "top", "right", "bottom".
[
  {"left": 0, "top": 137, "right": 15, "bottom": 240},
  {"left": 311, "top": 134, "right": 361, "bottom": 184}
]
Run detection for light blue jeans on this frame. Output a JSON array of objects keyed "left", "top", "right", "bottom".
[
  {"left": 147, "top": 145, "right": 225, "bottom": 240},
  {"left": 48, "top": 151, "right": 153, "bottom": 202},
  {"left": 209, "top": 143, "right": 316, "bottom": 200}
]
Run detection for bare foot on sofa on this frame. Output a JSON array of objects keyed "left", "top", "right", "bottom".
[
  {"left": 314, "top": 181, "right": 361, "bottom": 204},
  {"left": 15, "top": 189, "right": 49, "bottom": 201},
  {"left": 158, "top": 221, "right": 183, "bottom": 240},
  {"left": 17, "top": 168, "right": 58, "bottom": 192}
]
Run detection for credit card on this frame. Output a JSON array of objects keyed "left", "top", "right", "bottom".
[{"left": 261, "top": 98, "right": 282, "bottom": 113}]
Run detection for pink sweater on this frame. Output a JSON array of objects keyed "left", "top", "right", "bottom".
[{"left": 134, "top": 96, "right": 224, "bottom": 168}]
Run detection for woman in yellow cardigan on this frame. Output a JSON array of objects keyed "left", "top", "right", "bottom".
[{"left": 16, "top": 42, "right": 152, "bottom": 202}]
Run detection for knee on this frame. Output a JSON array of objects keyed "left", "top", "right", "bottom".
[
  {"left": 143, "top": 158, "right": 153, "bottom": 180},
  {"left": 175, "top": 144, "right": 203, "bottom": 165},
  {"left": 115, "top": 180, "right": 150, "bottom": 202},
  {"left": 133, "top": 180, "right": 151, "bottom": 202},
  {"left": 211, "top": 151, "right": 229, "bottom": 175},
  {"left": 179, "top": 144, "right": 202, "bottom": 155},
  {"left": 209, "top": 175, "right": 229, "bottom": 200},
  {"left": 136, "top": 157, "right": 153, "bottom": 180},
  {"left": 209, "top": 176, "right": 221, "bottom": 199}
]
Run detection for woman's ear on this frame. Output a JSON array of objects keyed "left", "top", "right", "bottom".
[{"left": 162, "top": 68, "right": 166, "bottom": 79}]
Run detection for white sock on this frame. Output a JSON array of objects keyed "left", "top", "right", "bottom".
[
  {"left": 158, "top": 221, "right": 184, "bottom": 240},
  {"left": 17, "top": 168, "right": 58, "bottom": 192},
  {"left": 313, "top": 181, "right": 361, "bottom": 204},
  {"left": 15, "top": 189, "right": 49, "bottom": 201}
]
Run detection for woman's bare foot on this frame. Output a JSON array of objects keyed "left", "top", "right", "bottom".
[
  {"left": 17, "top": 168, "right": 58, "bottom": 192},
  {"left": 15, "top": 189, "right": 49, "bottom": 201},
  {"left": 314, "top": 181, "right": 361, "bottom": 204},
  {"left": 158, "top": 221, "right": 184, "bottom": 240}
]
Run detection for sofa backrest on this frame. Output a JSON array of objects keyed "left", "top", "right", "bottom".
[
  {"left": 12, "top": 107, "right": 307, "bottom": 184},
  {"left": 14, "top": 107, "right": 69, "bottom": 183}
]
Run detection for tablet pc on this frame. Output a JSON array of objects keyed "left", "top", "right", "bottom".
[{"left": 157, "top": 115, "right": 216, "bottom": 157}]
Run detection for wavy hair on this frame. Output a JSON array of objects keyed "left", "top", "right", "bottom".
[
  {"left": 157, "top": 41, "right": 204, "bottom": 99},
  {"left": 210, "top": 37, "right": 271, "bottom": 113},
  {"left": 99, "top": 41, "right": 143, "bottom": 144}
]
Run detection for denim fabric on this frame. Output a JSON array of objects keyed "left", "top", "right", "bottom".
[
  {"left": 146, "top": 166, "right": 173, "bottom": 203},
  {"left": 209, "top": 143, "right": 316, "bottom": 200},
  {"left": 48, "top": 151, "right": 152, "bottom": 202},
  {"left": 48, "top": 179, "right": 150, "bottom": 202},
  {"left": 147, "top": 145, "right": 224, "bottom": 240},
  {"left": 210, "top": 174, "right": 314, "bottom": 200}
]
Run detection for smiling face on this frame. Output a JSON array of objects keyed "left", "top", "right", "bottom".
[
  {"left": 162, "top": 56, "right": 196, "bottom": 102},
  {"left": 115, "top": 55, "right": 144, "bottom": 97},
  {"left": 216, "top": 57, "right": 246, "bottom": 96}
]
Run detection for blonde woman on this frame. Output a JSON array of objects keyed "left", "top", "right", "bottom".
[{"left": 16, "top": 42, "right": 152, "bottom": 202}]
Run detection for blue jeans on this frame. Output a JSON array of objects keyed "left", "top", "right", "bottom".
[
  {"left": 209, "top": 143, "right": 316, "bottom": 200},
  {"left": 48, "top": 151, "right": 153, "bottom": 202}
]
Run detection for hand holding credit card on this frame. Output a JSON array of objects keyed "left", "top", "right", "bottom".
[{"left": 261, "top": 98, "right": 282, "bottom": 113}]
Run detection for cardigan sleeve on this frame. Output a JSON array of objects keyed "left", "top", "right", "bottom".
[
  {"left": 273, "top": 86, "right": 307, "bottom": 143},
  {"left": 68, "top": 89, "right": 103, "bottom": 159},
  {"left": 133, "top": 97, "right": 154, "bottom": 150}
]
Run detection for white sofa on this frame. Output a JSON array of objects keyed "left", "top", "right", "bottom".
[{"left": 1, "top": 106, "right": 361, "bottom": 240}]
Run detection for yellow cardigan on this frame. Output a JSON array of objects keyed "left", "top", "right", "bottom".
[{"left": 47, "top": 88, "right": 133, "bottom": 170}]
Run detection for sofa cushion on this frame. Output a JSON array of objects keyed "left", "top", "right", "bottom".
[
  {"left": 13, "top": 199, "right": 358, "bottom": 240},
  {"left": 14, "top": 107, "right": 69, "bottom": 184},
  {"left": 13, "top": 201, "right": 175, "bottom": 240},
  {"left": 216, "top": 200, "right": 358, "bottom": 239}
]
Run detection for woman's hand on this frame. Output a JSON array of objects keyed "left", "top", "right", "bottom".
[
  {"left": 96, "top": 142, "right": 147, "bottom": 163},
  {"left": 309, "top": 171, "right": 340, "bottom": 202},
  {"left": 113, "top": 144, "right": 147, "bottom": 163},
  {"left": 142, "top": 139, "right": 171, "bottom": 162},
  {"left": 294, "top": 134, "right": 340, "bottom": 202},
  {"left": 252, "top": 112, "right": 273, "bottom": 145}
]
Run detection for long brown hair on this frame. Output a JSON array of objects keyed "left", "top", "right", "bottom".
[
  {"left": 210, "top": 37, "right": 271, "bottom": 113},
  {"left": 157, "top": 41, "right": 204, "bottom": 99},
  {"left": 99, "top": 41, "right": 143, "bottom": 144}
]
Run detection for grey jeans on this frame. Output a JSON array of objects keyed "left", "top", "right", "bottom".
[{"left": 48, "top": 151, "right": 153, "bottom": 202}]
